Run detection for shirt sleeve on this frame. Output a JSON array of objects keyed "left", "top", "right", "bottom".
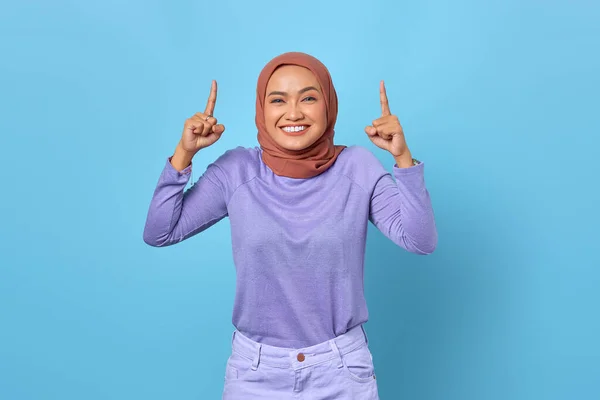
[
  {"left": 369, "top": 162, "right": 438, "bottom": 254},
  {"left": 142, "top": 157, "right": 229, "bottom": 247}
]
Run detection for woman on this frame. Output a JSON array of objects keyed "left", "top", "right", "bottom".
[{"left": 143, "top": 52, "right": 437, "bottom": 399}]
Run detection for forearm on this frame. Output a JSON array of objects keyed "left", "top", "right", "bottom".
[
  {"left": 370, "top": 162, "right": 437, "bottom": 254},
  {"left": 143, "top": 159, "right": 192, "bottom": 246},
  {"left": 391, "top": 164, "right": 437, "bottom": 254},
  {"left": 143, "top": 155, "right": 227, "bottom": 247}
]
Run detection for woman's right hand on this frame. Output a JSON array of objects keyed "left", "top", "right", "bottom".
[{"left": 180, "top": 80, "right": 225, "bottom": 154}]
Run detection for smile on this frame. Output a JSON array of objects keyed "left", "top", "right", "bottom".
[{"left": 280, "top": 125, "right": 309, "bottom": 135}]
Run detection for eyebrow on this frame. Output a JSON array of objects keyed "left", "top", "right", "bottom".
[{"left": 267, "top": 86, "right": 320, "bottom": 96}]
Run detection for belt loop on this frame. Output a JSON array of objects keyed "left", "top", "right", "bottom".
[
  {"left": 361, "top": 325, "right": 369, "bottom": 345},
  {"left": 328, "top": 339, "right": 344, "bottom": 369},
  {"left": 251, "top": 343, "right": 262, "bottom": 370},
  {"left": 231, "top": 330, "right": 236, "bottom": 346}
]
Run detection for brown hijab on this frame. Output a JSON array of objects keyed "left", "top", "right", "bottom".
[{"left": 255, "top": 52, "right": 346, "bottom": 179}]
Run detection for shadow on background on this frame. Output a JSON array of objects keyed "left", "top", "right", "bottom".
[
  {"left": 364, "top": 165, "right": 531, "bottom": 400},
  {"left": 363, "top": 146, "right": 599, "bottom": 400}
]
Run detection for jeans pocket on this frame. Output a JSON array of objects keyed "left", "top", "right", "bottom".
[
  {"left": 224, "top": 351, "right": 254, "bottom": 382},
  {"left": 225, "top": 362, "right": 237, "bottom": 380},
  {"left": 342, "top": 343, "right": 377, "bottom": 383}
]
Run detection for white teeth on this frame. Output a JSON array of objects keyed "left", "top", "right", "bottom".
[{"left": 283, "top": 126, "right": 306, "bottom": 133}]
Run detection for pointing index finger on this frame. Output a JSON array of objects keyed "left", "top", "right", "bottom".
[
  {"left": 380, "top": 80, "right": 391, "bottom": 116},
  {"left": 204, "top": 80, "right": 217, "bottom": 115}
]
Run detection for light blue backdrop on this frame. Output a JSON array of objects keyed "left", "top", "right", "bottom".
[{"left": 1, "top": 1, "right": 598, "bottom": 399}]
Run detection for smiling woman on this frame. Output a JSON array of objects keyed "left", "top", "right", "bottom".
[
  {"left": 263, "top": 66, "right": 327, "bottom": 150},
  {"left": 143, "top": 51, "right": 438, "bottom": 400},
  {"left": 255, "top": 53, "right": 346, "bottom": 178}
]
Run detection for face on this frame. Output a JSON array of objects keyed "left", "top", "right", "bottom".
[{"left": 263, "top": 65, "right": 327, "bottom": 151}]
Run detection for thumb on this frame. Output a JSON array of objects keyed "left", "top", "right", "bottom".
[
  {"left": 365, "top": 126, "right": 377, "bottom": 136},
  {"left": 212, "top": 124, "right": 226, "bottom": 135}
]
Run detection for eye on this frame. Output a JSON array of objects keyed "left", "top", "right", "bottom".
[
  {"left": 270, "top": 98, "right": 284, "bottom": 104},
  {"left": 302, "top": 96, "right": 317, "bottom": 102}
]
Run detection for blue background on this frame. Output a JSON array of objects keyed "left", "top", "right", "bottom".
[{"left": 1, "top": 0, "right": 598, "bottom": 399}]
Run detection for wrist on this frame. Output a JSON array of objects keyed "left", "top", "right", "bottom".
[
  {"left": 171, "top": 142, "right": 196, "bottom": 171},
  {"left": 393, "top": 151, "right": 414, "bottom": 168}
]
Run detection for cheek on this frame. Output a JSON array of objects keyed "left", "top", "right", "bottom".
[
  {"left": 313, "top": 102, "right": 327, "bottom": 126},
  {"left": 263, "top": 107, "right": 279, "bottom": 127}
]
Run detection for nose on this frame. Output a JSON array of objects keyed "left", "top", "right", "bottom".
[{"left": 285, "top": 102, "right": 303, "bottom": 121}]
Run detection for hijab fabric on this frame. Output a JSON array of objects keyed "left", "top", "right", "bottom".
[{"left": 256, "top": 52, "right": 345, "bottom": 179}]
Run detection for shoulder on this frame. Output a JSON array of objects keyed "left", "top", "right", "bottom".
[
  {"left": 337, "top": 145, "right": 385, "bottom": 167},
  {"left": 211, "top": 146, "right": 260, "bottom": 170},
  {"left": 332, "top": 145, "right": 390, "bottom": 191},
  {"left": 206, "top": 146, "right": 261, "bottom": 190}
]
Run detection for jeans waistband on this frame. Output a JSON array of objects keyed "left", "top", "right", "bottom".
[{"left": 230, "top": 325, "right": 369, "bottom": 370}]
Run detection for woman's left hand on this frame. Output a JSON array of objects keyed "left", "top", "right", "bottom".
[{"left": 365, "top": 81, "right": 412, "bottom": 163}]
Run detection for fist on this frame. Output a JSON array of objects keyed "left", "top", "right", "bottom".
[{"left": 180, "top": 80, "right": 226, "bottom": 153}]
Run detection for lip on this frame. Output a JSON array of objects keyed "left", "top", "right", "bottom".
[{"left": 279, "top": 125, "right": 310, "bottom": 136}]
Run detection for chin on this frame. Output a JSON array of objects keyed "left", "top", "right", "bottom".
[{"left": 275, "top": 136, "right": 319, "bottom": 151}]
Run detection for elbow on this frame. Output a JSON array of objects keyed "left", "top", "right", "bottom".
[
  {"left": 143, "top": 238, "right": 159, "bottom": 247},
  {"left": 414, "top": 240, "right": 437, "bottom": 255},
  {"left": 403, "top": 231, "right": 438, "bottom": 255},
  {"left": 412, "top": 223, "right": 438, "bottom": 255},
  {"left": 143, "top": 227, "right": 169, "bottom": 247},
  {"left": 143, "top": 232, "right": 161, "bottom": 247}
]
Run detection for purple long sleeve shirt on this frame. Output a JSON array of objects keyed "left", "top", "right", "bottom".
[{"left": 143, "top": 145, "right": 437, "bottom": 348}]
